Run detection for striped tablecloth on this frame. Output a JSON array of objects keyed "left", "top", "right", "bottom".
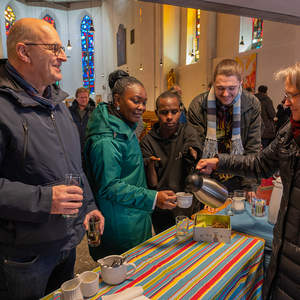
[
  {"left": 218, "top": 201, "right": 274, "bottom": 275},
  {"left": 45, "top": 223, "right": 264, "bottom": 300}
]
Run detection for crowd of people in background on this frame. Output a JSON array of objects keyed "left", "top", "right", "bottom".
[{"left": 1, "top": 17, "right": 299, "bottom": 300}]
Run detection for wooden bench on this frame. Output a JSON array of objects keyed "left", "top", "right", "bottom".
[{"left": 139, "top": 110, "right": 158, "bottom": 140}]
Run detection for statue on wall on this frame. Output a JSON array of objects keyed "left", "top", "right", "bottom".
[{"left": 167, "top": 68, "right": 176, "bottom": 90}]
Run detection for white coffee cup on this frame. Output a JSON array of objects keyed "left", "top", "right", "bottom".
[
  {"left": 176, "top": 192, "right": 193, "bottom": 208},
  {"left": 76, "top": 271, "right": 99, "bottom": 298}
]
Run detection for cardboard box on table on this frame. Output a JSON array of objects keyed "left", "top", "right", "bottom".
[{"left": 193, "top": 214, "right": 231, "bottom": 244}]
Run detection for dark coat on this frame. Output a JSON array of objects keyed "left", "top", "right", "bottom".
[
  {"left": 216, "top": 122, "right": 300, "bottom": 299},
  {"left": 0, "top": 66, "right": 97, "bottom": 257},
  {"left": 255, "top": 92, "right": 276, "bottom": 139},
  {"left": 69, "top": 99, "right": 95, "bottom": 150},
  {"left": 140, "top": 122, "right": 203, "bottom": 233},
  {"left": 187, "top": 90, "right": 262, "bottom": 190}
]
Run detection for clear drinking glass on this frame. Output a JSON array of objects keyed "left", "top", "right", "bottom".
[
  {"left": 225, "top": 192, "right": 235, "bottom": 216},
  {"left": 62, "top": 174, "right": 81, "bottom": 218},
  {"left": 176, "top": 215, "right": 189, "bottom": 240},
  {"left": 251, "top": 184, "right": 261, "bottom": 216},
  {"left": 87, "top": 216, "right": 101, "bottom": 247}
]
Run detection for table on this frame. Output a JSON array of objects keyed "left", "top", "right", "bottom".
[
  {"left": 43, "top": 222, "right": 264, "bottom": 300},
  {"left": 217, "top": 201, "right": 274, "bottom": 274}
]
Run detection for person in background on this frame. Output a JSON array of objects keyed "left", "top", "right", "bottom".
[
  {"left": 255, "top": 85, "right": 276, "bottom": 148},
  {"left": 0, "top": 18, "right": 104, "bottom": 300},
  {"left": 207, "top": 81, "right": 213, "bottom": 90},
  {"left": 245, "top": 86, "right": 254, "bottom": 94},
  {"left": 169, "top": 84, "right": 187, "bottom": 123},
  {"left": 140, "top": 91, "right": 202, "bottom": 234},
  {"left": 69, "top": 87, "right": 95, "bottom": 172},
  {"left": 84, "top": 70, "right": 177, "bottom": 260},
  {"left": 196, "top": 61, "right": 300, "bottom": 300},
  {"left": 187, "top": 59, "right": 262, "bottom": 195},
  {"left": 276, "top": 98, "right": 292, "bottom": 132}
]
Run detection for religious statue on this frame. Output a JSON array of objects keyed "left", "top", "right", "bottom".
[{"left": 167, "top": 68, "right": 176, "bottom": 90}]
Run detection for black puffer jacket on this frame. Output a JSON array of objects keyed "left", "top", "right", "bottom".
[
  {"left": 69, "top": 99, "right": 95, "bottom": 150},
  {"left": 216, "top": 122, "right": 300, "bottom": 299}
]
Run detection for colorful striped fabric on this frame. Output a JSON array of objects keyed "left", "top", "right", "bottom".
[{"left": 45, "top": 222, "right": 264, "bottom": 300}]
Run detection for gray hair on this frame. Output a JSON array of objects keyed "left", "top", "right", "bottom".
[{"left": 274, "top": 62, "right": 300, "bottom": 91}]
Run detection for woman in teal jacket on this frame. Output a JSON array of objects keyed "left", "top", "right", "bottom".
[{"left": 84, "top": 70, "right": 176, "bottom": 260}]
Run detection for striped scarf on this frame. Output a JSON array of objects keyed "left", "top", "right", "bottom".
[{"left": 202, "top": 85, "right": 244, "bottom": 158}]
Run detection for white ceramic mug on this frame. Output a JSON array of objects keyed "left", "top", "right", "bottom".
[
  {"left": 52, "top": 277, "right": 83, "bottom": 300},
  {"left": 176, "top": 192, "right": 193, "bottom": 208},
  {"left": 76, "top": 271, "right": 99, "bottom": 298},
  {"left": 98, "top": 255, "right": 136, "bottom": 285}
]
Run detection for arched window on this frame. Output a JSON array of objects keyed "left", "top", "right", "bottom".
[
  {"left": 81, "top": 15, "right": 95, "bottom": 94},
  {"left": 4, "top": 6, "right": 15, "bottom": 36},
  {"left": 252, "top": 18, "right": 263, "bottom": 49},
  {"left": 43, "top": 14, "right": 56, "bottom": 28},
  {"left": 195, "top": 9, "right": 200, "bottom": 63}
]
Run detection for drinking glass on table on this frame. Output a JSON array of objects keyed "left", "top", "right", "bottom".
[
  {"left": 251, "top": 184, "right": 261, "bottom": 215},
  {"left": 176, "top": 215, "right": 189, "bottom": 240},
  {"left": 225, "top": 192, "right": 235, "bottom": 216},
  {"left": 62, "top": 174, "right": 81, "bottom": 218}
]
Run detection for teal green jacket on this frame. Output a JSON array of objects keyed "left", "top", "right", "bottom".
[{"left": 84, "top": 103, "right": 156, "bottom": 259}]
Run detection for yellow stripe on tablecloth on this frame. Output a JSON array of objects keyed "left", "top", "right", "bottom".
[
  {"left": 150, "top": 241, "right": 228, "bottom": 299},
  {"left": 142, "top": 239, "right": 212, "bottom": 291},
  {"left": 226, "top": 242, "right": 264, "bottom": 300},
  {"left": 152, "top": 234, "right": 261, "bottom": 300}
]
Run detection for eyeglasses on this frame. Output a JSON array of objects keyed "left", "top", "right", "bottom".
[
  {"left": 284, "top": 92, "right": 300, "bottom": 101},
  {"left": 24, "top": 43, "right": 65, "bottom": 56}
]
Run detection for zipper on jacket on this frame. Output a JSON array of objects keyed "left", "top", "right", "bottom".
[
  {"left": 19, "top": 123, "right": 28, "bottom": 176},
  {"left": 50, "top": 112, "right": 70, "bottom": 174}
]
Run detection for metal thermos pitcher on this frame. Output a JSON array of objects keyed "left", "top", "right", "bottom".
[{"left": 185, "top": 173, "right": 228, "bottom": 208}]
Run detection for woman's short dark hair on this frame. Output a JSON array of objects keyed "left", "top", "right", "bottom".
[{"left": 108, "top": 69, "right": 144, "bottom": 100}]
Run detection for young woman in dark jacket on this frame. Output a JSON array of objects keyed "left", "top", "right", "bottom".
[{"left": 196, "top": 62, "right": 300, "bottom": 300}]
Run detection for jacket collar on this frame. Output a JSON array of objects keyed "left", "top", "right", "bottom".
[
  {"left": 149, "top": 122, "right": 183, "bottom": 140},
  {"left": 0, "top": 65, "right": 68, "bottom": 108},
  {"left": 87, "top": 103, "right": 137, "bottom": 141}
]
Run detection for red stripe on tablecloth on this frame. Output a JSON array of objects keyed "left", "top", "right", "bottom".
[
  {"left": 189, "top": 239, "right": 258, "bottom": 299},
  {"left": 145, "top": 243, "right": 219, "bottom": 296}
]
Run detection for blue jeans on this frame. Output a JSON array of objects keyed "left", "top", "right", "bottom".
[{"left": 0, "top": 248, "right": 76, "bottom": 300}]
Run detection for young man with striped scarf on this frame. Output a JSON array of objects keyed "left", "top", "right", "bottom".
[{"left": 187, "top": 59, "right": 262, "bottom": 195}]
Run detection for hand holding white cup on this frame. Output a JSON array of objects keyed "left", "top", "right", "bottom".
[{"left": 176, "top": 192, "right": 193, "bottom": 208}]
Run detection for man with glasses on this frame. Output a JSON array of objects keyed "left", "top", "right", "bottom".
[
  {"left": 0, "top": 18, "right": 104, "bottom": 299},
  {"left": 196, "top": 62, "right": 300, "bottom": 299}
]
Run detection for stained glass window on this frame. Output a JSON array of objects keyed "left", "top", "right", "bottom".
[
  {"left": 43, "top": 14, "right": 56, "bottom": 28},
  {"left": 4, "top": 6, "right": 15, "bottom": 36},
  {"left": 195, "top": 9, "right": 200, "bottom": 63},
  {"left": 81, "top": 15, "right": 95, "bottom": 94},
  {"left": 252, "top": 18, "right": 263, "bottom": 49}
]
